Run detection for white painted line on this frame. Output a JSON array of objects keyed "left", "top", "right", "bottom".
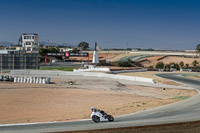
[{"left": 0, "top": 119, "right": 91, "bottom": 127}]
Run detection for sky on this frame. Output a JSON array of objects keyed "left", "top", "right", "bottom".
[{"left": 0, "top": 0, "right": 200, "bottom": 50}]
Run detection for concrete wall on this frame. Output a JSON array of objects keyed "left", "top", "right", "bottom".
[
  {"left": 11, "top": 70, "right": 154, "bottom": 83},
  {"left": 73, "top": 67, "right": 110, "bottom": 72},
  {"left": 112, "top": 69, "right": 148, "bottom": 74},
  {"left": 84, "top": 51, "right": 130, "bottom": 54}
]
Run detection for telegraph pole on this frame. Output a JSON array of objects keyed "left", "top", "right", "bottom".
[{"left": 1, "top": 55, "right": 2, "bottom": 75}]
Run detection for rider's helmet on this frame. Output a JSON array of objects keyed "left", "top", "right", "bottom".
[{"left": 91, "top": 107, "right": 97, "bottom": 112}]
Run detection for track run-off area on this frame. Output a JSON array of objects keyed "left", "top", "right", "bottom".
[{"left": 0, "top": 72, "right": 200, "bottom": 133}]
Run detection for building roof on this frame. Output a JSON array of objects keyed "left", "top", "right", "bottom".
[{"left": 22, "top": 33, "right": 38, "bottom": 36}]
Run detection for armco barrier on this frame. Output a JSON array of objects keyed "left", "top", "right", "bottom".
[{"left": 11, "top": 70, "right": 154, "bottom": 83}]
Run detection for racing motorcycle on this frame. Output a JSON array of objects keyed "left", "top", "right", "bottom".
[{"left": 90, "top": 107, "right": 114, "bottom": 123}]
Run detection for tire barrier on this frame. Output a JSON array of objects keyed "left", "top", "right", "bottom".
[
  {"left": 0, "top": 75, "right": 14, "bottom": 82},
  {"left": 0, "top": 75, "right": 51, "bottom": 84}
]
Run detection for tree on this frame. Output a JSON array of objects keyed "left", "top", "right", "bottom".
[
  {"left": 148, "top": 65, "right": 154, "bottom": 69},
  {"left": 179, "top": 61, "right": 184, "bottom": 68},
  {"left": 169, "top": 62, "right": 180, "bottom": 70},
  {"left": 165, "top": 64, "right": 171, "bottom": 71},
  {"left": 185, "top": 64, "right": 190, "bottom": 69},
  {"left": 48, "top": 47, "right": 59, "bottom": 53},
  {"left": 155, "top": 62, "right": 165, "bottom": 69},
  {"left": 71, "top": 48, "right": 80, "bottom": 53},
  {"left": 117, "top": 61, "right": 132, "bottom": 67},
  {"left": 78, "top": 42, "right": 89, "bottom": 50},
  {"left": 196, "top": 44, "right": 200, "bottom": 56},
  {"left": 192, "top": 60, "right": 199, "bottom": 68},
  {"left": 39, "top": 48, "right": 48, "bottom": 56},
  {"left": 39, "top": 47, "right": 59, "bottom": 56}
]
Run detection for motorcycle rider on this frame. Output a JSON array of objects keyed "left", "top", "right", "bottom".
[
  {"left": 91, "top": 107, "right": 107, "bottom": 118},
  {"left": 91, "top": 107, "right": 97, "bottom": 112}
]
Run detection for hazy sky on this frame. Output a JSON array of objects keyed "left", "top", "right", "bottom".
[{"left": 0, "top": 0, "right": 200, "bottom": 50}]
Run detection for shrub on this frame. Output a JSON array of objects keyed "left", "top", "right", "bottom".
[
  {"left": 155, "top": 62, "right": 165, "bottom": 69},
  {"left": 168, "top": 62, "right": 180, "bottom": 70},
  {"left": 117, "top": 61, "right": 132, "bottom": 67},
  {"left": 148, "top": 65, "right": 154, "bottom": 69},
  {"left": 192, "top": 60, "right": 199, "bottom": 68},
  {"left": 185, "top": 64, "right": 190, "bottom": 69},
  {"left": 179, "top": 61, "right": 184, "bottom": 68}
]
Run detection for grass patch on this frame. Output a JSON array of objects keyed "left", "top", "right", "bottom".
[
  {"left": 40, "top": 67, "right": 75, "bottom": 71},
  {"left": 170, "top": 96, "right": 190, "bottom": 100},
  {"left": 181, "top": 74, "right": 189, "bottom": 78},
  {"left": 194, "top": 75, "right": 200, "bottom": 78},
  {"left": 181, "top": 74, "right": 200, "bottom": 80}
]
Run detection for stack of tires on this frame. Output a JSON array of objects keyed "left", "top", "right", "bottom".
[
  {"left": 0, "top": 75, "right": 14, "bottom": 82},
  {"left": 13, "top": 77, "right": 51, "bottom": 84}
]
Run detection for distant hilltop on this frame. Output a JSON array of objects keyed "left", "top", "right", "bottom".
[
  {"left": 0, "top": 41, "right": 15, "bottom": 46},
  {"left": 38, "top": 41, "right": 76, "bottom": 47}
]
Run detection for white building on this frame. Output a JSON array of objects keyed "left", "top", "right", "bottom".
[
  {"left": 59, "top": 47, "right": 73, "bottom": 52},
  {"left": 19, "top": 33, "right": 40, "bottom": 53}
]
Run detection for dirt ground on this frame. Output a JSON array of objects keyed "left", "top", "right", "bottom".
[
  {"left": 108, "top": 53, "right": 140, "bottom": 62},
  {"left": 141, "top": 56, "right": 200, "bottom": 67},
  {"left": 69, "top": 53, "right": 120, "bottom": 62},
  {"left": 0, "top": 76, "right": 197, "bottom": 124},
  {"left": 68, "top": 53, "right": 140, "bottom": 62},
  {"left": 119, "top": 71, "right": 185, "bottom": 86},
  {"left": 67, "top": 52, "right": 199, "bottom": 69}
]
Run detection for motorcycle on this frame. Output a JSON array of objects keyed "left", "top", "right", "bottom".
[{"left": 90, "top": 108, "right": 114, "bottom": 123}]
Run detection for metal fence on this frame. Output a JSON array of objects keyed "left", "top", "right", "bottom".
[{"left": 0, "top": 53, "right": 40, "bottom": 70}]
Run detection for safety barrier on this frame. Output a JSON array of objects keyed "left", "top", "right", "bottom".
[
  {"left": 112, "top": 69, "right": 148, "bottom": 74},
  {"left": 0, "top": 75, "right": 51, "bottom": 84},
  {"left": 11, "top": 70, "right": 154, "bottom": 83},
  {"left": 0, "top": 75, "right": 14, "bottom": 82},
  {"left": 73, "top": 67, "right": 110, "bottom": 72}
]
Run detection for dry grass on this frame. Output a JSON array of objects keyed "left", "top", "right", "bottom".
[
  {"left": 69, "top": 53, "right": 119, "bottom": 61},
  {"left": 141, "top": 56, "right": 200, "bottom": 67},
  {"left": 108, "top": 53, "right": 140, "bottom": 62},
  {"left": 118, "top": 71, "right": 183, "bottom": 86}
]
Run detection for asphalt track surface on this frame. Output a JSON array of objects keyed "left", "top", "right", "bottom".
[{"left": 1, "top": 73, "right": 200, "bottom": 133}]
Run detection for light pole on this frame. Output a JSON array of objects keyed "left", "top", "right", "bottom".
[{"left": 1, "top": 55, "right": 2, "bottom": 75}]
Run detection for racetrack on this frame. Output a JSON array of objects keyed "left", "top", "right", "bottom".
[{"left": 1, "top": 73, "right": 200, "bottom": 133}]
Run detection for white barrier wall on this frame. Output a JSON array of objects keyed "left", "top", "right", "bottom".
[
  {"left": 112, "top": 69, "right": 148, "bottom": 74},
  {"left": 11, "top": 70, "right": 154, "bottom": 83},
  {"left": 13, "top": 76, "right": 51, "bottom": 84},
  {"left": 130, "top": 51, "right": 196, "bottom": 56},
  {"left": 73, "top": 67, "right": 110, "bottom": 72}
]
